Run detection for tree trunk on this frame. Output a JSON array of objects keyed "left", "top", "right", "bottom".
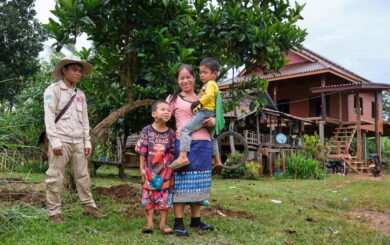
[{"left": 90, "top": 99, "right": 156, "bottom": 148}]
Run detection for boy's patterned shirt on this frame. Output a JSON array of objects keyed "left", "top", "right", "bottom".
[{"left": 135, "top": 125, "right": 175, "bottom": 190}]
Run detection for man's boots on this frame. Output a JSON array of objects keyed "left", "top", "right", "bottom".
[
  {"left": 48, "top": 214, "right": 64, "bottom": 224},
  {"left": 83, "top": 206, "right": 107, "bottom": 218}
]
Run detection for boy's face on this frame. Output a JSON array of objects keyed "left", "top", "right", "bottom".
[
  {"left": 199, "top": 65, "right": 217, "bottom": 83},
  {"left": 152, "top": 103, "right": 172, "bottom": 122}
]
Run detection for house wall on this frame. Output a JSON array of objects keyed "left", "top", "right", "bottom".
[
  {"left": 347, "top": 92, "right": 383, "bottom": 133},
  {"left": 267, "top": 74, "right": 383, "bottom": 133}
]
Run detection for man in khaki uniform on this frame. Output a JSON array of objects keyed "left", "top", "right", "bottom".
[{"left": 44, "top": 56, "right": 106, "bottom": 223}]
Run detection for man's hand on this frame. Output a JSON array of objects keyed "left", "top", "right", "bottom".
[
  {"left": 203, "top": 117, "right": 216, "bottom": 127},
  {"left": 85, "top": 148, "right": 92, "bottom": 158},
  {"left": 53, "top": 146, "right": 63, "bottom": 156}
]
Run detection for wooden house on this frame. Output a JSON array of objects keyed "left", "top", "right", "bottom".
[{"left": 220, "top": 48, "right": 390, "bottom": 173}]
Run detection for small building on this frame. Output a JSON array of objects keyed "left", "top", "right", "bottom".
[{"left": 220, "top": 47, "right": 390, "bottom": 173}]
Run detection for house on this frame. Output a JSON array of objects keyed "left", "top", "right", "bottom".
[{"left": 220, "top": 47, "right": 390, "bottom": 173}]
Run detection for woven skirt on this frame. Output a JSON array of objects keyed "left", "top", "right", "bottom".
[{"left": 173, "top": 139, "right": 212, "bottom": 203}]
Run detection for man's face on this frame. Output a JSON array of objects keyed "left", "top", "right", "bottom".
[{"left": 62, "top": 64, "right": 83, "bottom": 84}]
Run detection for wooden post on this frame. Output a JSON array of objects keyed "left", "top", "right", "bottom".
[
  {"left": 256, "top": 115, "right": 260, "bottom": 145},
  {"left": 273, "top": 86, "right": 277, "bottom": 104},
  {"left": 362, "top": 130, "right": 367, "bottom": 161},
  {"left": 339, "top": 93, "right": 342, "bottom": 120},
  {"left": 355, "top": 92, "right": 362, "bottom": 161},
  {"left": 319, "top": 121, "right": 325, "bottom": 144},
  {"left": 321, "top": 76, "right": 327, "bottom": 121},
  {"left": 374, "top": 91, "right": 380, "bottom": 156}
]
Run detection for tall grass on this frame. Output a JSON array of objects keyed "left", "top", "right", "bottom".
[{"left": 284, "top": 151, "right": 326, "bottom": 179}]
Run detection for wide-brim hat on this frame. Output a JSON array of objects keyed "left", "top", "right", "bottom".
[{"left": 52, "top": 56, "right": 93, "bottom": 80}]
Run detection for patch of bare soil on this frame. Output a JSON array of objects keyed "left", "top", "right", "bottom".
[
  {"left": 345, "top": 209, "right": 390, "bottom": 236},
  {"left": 94, "top": 184, "right": 141, "bottom": 204},
  {"left": 0, "top": 188, "right": 46, "bottom": 207},
  {"left": 348, "top": 173, "right": 386, "bottom": 181}
]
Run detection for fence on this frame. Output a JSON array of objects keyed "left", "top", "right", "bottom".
[{"left": 0, "top": 147, "right": 44, "bottom": 171}]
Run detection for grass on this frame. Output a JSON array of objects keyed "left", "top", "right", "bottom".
[{"left": 1, "top": 166, "right": 389, "bottom": 245}]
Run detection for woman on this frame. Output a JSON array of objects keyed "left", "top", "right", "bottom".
[{"left": 167, "top": 64, "right": 215, "bottom": 237}]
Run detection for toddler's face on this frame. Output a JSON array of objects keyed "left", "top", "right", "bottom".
[
  {"left": 199, "top": 65, "right": 217, "bottom": 83},
  {"left": 152, "top": 103, "right": 172, "bottom": 122}
]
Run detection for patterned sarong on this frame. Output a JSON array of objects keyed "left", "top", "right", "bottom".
[{"left": 173, "top": 140, "right": 212, "bottom": 203}]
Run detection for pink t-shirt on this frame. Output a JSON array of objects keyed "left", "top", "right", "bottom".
[{"left": 167, "top": 95, "right": 211, "bottom": 141}]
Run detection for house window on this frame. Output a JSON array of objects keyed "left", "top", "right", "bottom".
[
  {"left": 354, "top": 97, "right": 363, "bottom": 115},
  {"left": 372, "top": 101, "right": 376, "bottom": 118},
  {"left": 277, "top": 99, "right": 290, "bottom": 114}
]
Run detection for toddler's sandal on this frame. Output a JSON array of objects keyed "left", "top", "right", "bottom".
[
  {"left": 141, "top": 225, "right": 153, "bottom": 234},
  {"left": 160, "top": 225, "right": 173, "bottom": 234}
]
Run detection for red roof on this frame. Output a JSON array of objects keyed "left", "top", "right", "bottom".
[
  {"left": 219, "top": 47, "right": 371, "bottom": 87},
  {"left": 311, "top": 82, "right": 390, "bottom": 94}
]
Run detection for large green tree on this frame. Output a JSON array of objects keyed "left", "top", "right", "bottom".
[
  {"left": 44, "top": 0, "right": 306, "bottom": 146},
  {"left": 0, "top": 0, "right": 47, "bottom": 106}
]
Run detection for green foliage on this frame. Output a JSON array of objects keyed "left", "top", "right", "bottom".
[
  {"left": 221, "top": 152, "right": 247, "bottom": 179},
  {"left": 92, "top": 138, "right": 117, "bottom": 162},
  {"left": 244, "top": 160, "right": 260, "bottom": 180},
  {"left": 284, "top": 151, "right": 326, "bottom": 179},
  {"left": 301, "top": 133, "right": 327, "bottom": 162},
  {"left": 0, "top": 0, "right": 47, "bottom": 105},
  {"left": 44, "top": 0, "right": 307, "bottom": 143}
]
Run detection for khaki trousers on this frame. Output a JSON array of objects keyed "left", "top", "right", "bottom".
[{"left": 45, "top": 142, "right": 96, "bottom": 216}]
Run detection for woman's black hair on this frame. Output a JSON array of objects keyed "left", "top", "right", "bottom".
[{"left": 168, "top": 64, "right": 195, "bottom": 104}]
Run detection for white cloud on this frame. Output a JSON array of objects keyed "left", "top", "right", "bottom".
[{"left": 296, "top": 0, "right": 390, "bottom": 83}]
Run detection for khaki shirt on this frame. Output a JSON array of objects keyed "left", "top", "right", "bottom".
[{"left": 44, "top": 80, "right": 92, "bottom": 149}]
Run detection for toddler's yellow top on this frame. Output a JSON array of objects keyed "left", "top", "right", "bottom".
[{"left": 199, "top": 80, "right": 219, "bottom": 111}]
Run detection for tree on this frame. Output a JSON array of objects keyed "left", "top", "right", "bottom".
[
  {"left": 0, "top": 0, "right": 47, "bottom": 106},
  {"left": 44, "top": 0, "right": 307, "bottom": 146}
]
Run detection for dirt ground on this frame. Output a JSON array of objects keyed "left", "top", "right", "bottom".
[
  {"left": 0, "top": 178, "right": 46, "bottom": 208},
  {"left": 0, "top": 179, "right": 255, "bottom": 221},
  {"left": 93, "top": 184, "right": 255, "bottom": 219},
  {"left": 345, "top": 209, "right": 390, "bottom": 236}
]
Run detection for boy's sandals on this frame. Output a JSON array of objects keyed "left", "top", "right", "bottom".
[
  {"left": 141, "top": 225, "right": 153, "bottom": 234},
  {"left": 160, "top": 225, "right": 173, "bottom": 234},
  {"left": 168, "top": 160, "right": 190, "bottom": 169}
]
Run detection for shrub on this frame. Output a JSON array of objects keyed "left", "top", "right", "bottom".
[
  {"left": 285, "top": 151, "right": 326, "bottom": 179},
  {"left": 302, "top": 133, "right": 327, "bottom": 162},
  {"left": 244, "top": 160, "right": 260, "bottom": 180},
  {"left": 221, "top": 152, "right": 247, "bottom": 179}
]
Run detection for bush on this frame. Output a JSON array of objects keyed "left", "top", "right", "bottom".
[
  {"left": 302, "top": 133, "right": 327, "bottom": 162},
  {"left": 221, "top": 152, "right": 247, "bottom": 179},
  {"left": 244, "top": 160, "right": 260, "bottom": 180},
  {"left": 285, "top": 151, "right": 326, "bottom": 179}
]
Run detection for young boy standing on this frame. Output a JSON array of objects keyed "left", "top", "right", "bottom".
[
  {"left": 169, "top": 57, "right": 223, "bottom": 169},
  {"left": 135, "top": 101, "right": 176, "bottom": 234}
]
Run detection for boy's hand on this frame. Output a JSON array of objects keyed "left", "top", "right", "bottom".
[
  {"left": 140, "top": 169, "right": 147, "bottom": 183},
  {"left": 191, "top": 101, "right": 201, "bottom": 111}
]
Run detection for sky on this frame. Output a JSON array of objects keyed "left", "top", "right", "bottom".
[{"left": 35, "top": 0, "right": 390, "bottom": 83}]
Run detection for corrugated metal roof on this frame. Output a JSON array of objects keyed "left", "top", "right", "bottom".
[
  {"left": 311, "top": 82, "right": 390, "bottom": 94},
  {"left": 219, "top": 47, "right": 372, "bottom": 87}
]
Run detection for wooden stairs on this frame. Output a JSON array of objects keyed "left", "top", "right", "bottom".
[{"left": 327, "top": 125, "right": 368, "bottom": 173}]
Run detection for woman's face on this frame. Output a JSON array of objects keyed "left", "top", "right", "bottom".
[{"left": 177, "top": 68, "right": 195, "bottom": 92}]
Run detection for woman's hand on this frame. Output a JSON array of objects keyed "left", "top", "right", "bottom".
[{"left": 203, "top": 117, "right": 216, "bottom": 127}]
